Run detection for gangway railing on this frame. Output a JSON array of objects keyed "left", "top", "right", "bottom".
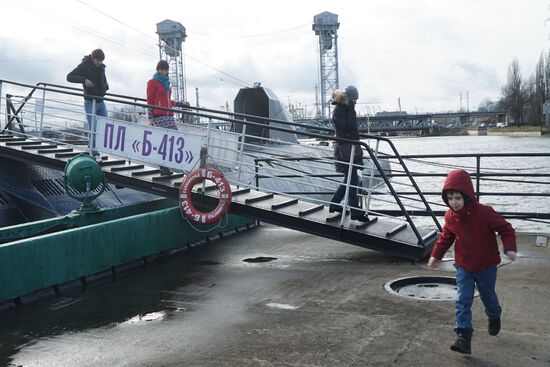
[
  {"left": 0, "top": 79, "right": 451, "bottom": 259},
  {"left": 375, "top": 152, "right": 550, "bottom": 223}
]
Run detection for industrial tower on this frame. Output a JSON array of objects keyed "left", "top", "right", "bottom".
[
  {"left": 312, "top": 12, "right": 339, "bottom": 122},
  {"left": 156, "top": 19, "right": 187, "bottom": 102}
]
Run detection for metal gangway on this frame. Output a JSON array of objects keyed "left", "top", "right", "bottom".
[{"left": 0, "top": 80, "right": 441, "bottom": 260}]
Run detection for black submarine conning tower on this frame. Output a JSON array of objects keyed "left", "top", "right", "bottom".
[{"left": 233, "top": 83, "right": 298, "bottom": 145}]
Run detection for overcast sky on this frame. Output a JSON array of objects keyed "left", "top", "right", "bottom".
[{"left": 1, "top": 0, "right": 548, "bottom": 116}]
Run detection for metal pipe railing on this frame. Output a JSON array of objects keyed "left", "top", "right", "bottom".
[{"left": 3, "top": 79, "right": 548, "bottom": 238}]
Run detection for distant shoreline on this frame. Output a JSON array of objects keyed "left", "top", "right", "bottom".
[{"left": 465, "top": 126, "right": 549, "bottom": 137}]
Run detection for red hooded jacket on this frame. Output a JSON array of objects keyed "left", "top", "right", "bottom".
[
  {"left": 430, "top": 169, "right": 516, "bottom": 272},
  {"left": 146, "top": 78, "right": 174, "bottom": 117}
]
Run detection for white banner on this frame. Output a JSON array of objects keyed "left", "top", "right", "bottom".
[{"left": 94, "top": 117, "right": 206, "bottom": 171}]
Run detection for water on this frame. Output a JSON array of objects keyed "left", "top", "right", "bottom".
[{"left": 366, "top": 135, "right": 550, "bottom": 233}]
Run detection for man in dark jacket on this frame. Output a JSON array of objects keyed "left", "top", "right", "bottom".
[
  {"left": 67, "top": 49, "right": 109, "bottom": 130},
  {"left": 329, "top": 85, "right": 368, "bottom": 222}
]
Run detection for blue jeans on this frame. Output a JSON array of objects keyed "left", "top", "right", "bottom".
[
  {"left": 84, "top": 100, "right": 107, "bottom": 156},
  {"left": 455, "top": 265, "right": 501, "bottom": 336},
  {"left": 84, "top": 100, "right": 108, "bottom": 129}
]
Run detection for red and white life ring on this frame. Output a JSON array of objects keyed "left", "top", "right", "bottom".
[{"left": 179, "top": 167, "right": 232, "bottom": 224}]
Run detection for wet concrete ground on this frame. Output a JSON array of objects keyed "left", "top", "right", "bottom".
[{"left": 1, "top": 224, "right": 549, "bottom": 366}]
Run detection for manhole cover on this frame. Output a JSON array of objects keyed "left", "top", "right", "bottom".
[
  {"left": 243, "top": 257, "right": 277, "bottom": 263},
  {"left": 385, "top": 276, "right": 478, "bottom": 301}
]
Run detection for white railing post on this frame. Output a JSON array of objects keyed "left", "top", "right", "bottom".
[
  {"left": 340, "top": 144, "right": 356, "bottom": 226},
  {"left": 365, "top": 140, "right": 380, "bottom": 211},
  {"left": 206, "top": 117, "right": 212, "bottom": 155},
  {"left": 236, "top": 123, "right": 247, "bottom": 188},
  {"left": 0, "top": 81, "right": 3, "bottom": 130},
  {"left": 38, "top": 88, "right": 46, "bottom": 138},
  {"left": 132, "top": 100, "right": 137, "bottom": 123},
  {"left": 89, "top": 99, "right": 97, "bottom": 155}
]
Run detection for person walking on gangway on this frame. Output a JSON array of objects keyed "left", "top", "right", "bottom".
[
  {"left": 66, "top": 48, "right": 109, "bottom": 157},
  {"left": 67, "top": 48, "right": 109, "bottom": 128},
  {"left": 146, "top": 60, "right": 189, "bottom": 175},
  {"left": 329, "top": 85, "right": 368, "bottom": 222}
]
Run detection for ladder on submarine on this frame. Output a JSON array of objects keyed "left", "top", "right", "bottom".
[{"left": 0, "top": 133, "right": 439, "bottom": 261}]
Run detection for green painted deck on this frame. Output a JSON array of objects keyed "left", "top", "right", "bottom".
[{"left": 0, "top": 199, "right": 253, "bottom": 303}]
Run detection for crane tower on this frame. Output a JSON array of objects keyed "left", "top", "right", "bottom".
[
  {"left": 156, "top": 19, "right": 187, "bottom": 102},
  {"left": 312, "top": 12, "right": 339, "bottom": 122}
]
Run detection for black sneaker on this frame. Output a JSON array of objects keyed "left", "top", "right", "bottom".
[
  {"left": 450, "top": 333, "right": 471, "bottom": 354},
  {"left": 488, "top": 318, "right": 501, "bottom": 336},
  {"left": 329, "top": 204, "right": 343, "bottom": 213}
]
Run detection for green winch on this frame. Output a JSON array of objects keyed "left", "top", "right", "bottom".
[{"left": 63, "top": 153, "right": 106, "bottom": 213}]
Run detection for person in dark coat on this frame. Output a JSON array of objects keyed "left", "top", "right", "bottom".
[
  {"left": 428, "top": 169, "right": 517, "bottom": 355},
  {"left": 329, "top": 85, "right": 368, "bottom": 222},
  {"left": 66, "top": 49, "right": 109, "bottom": 130}
]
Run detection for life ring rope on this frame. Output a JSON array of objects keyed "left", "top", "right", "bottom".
[{"left": 179, "top": 167, "right": 232, "bottom": 224}]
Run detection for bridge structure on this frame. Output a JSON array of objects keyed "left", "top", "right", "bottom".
[{"left": 296, "top": 110, "right": 508, "bottom": 134}]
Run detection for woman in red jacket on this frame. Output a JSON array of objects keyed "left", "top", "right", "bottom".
[
  {"left": 147, "top": 60, "right": 189, "bottom": 129},
  {"left": 428, "top": 169, "right": 517, "bottom": 355},
  {"left": 146, "top": 60, "right": 190, "bottom": 175}
]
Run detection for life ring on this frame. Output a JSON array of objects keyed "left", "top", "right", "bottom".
[{"left": 179, "top": 167, "right": 232, "bottom": 224}]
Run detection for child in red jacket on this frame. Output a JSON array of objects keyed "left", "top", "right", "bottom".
[{"left": 428, "top": 169, "right": 517, "bottom": 355}]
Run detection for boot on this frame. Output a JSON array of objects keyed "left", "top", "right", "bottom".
[
  {"left": 329, "top": 204, "right": 343, "bottom": 213},
  {"left": 488, "top": 317, "right": 501, "bottom": 336},
  {"left": 450, "top": 333, "right": 471, "bottom": 354},
  {"left": 351, "top": 210, "right": 369, "bottom": 222}
]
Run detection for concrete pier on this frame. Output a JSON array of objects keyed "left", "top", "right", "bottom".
[{"left": 0, "top": 224, "right": 548, "bottom": 366}]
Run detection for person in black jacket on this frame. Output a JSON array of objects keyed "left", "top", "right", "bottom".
[
  {"left": 329, "top": 85, "right": 368, "bottom": 222},
  {"left": 67, "top": 49, "right": 109, "bottom": 130}
]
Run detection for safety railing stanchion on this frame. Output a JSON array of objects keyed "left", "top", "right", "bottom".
[
  {"left": 89, "top": 99, "right": 97, "bottom": 156},
  {"left": 365, "top": 139, "right": 381, "bottom": 213},
  {"left": 0, "top": 81, "right": 3, "bottom": 131},
  {"left": 206, "top": 118, "right": 212, "bottom": 154},
  {"left": 340, "top": 144, "right": 356, "bottom": 227},
  {"left": 38, "top": 88, "right": 46, "bottom": 138},
  {"left": 236, "top": 123, "right": 247, "bottom": 188}
]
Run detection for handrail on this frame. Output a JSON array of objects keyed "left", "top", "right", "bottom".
[
  {"left": 2, "top": 79, "right": 548, "bottom": 233},
  {"left": 378, "top": 153, "right": 550, "bottom": 207},
  {"left": 1, "top": 79, "right": 379, "bottom": 140},
  {"left": 0, "top": 79, "right": 450, "bottom": 245}
]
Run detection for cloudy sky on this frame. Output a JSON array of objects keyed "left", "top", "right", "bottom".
[{"left": 0, "top": 0, "right": 548, "bottom": 116}]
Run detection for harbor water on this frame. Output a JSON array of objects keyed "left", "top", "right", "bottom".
[{"left": 370, "top": 134, "right": 550, "bottom": 233}]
